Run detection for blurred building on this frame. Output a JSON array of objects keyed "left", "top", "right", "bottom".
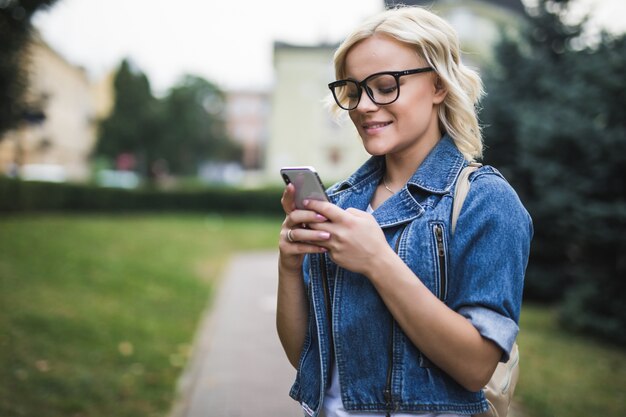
[
  {"left": 265, "top": 42, "right": 369, "bottom": 185},
  {"left": 224, "top": 90, "right": 270, "bottom": 171},
  {"left": 0, "top": 35, "right": 113, "bottom": 182}
]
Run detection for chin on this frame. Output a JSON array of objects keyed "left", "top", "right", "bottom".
[
  {"left": 363, "top": 146, "right": 388, "bottom": 157},
  {"left": 361, "top": 137, "right": 390, "bottom": 156}
]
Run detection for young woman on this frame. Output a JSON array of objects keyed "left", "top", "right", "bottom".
[{"left": 277, "top": 6, "right": 532, "bottom": 417}]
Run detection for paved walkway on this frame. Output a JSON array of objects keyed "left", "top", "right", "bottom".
[
  {"left": 168, "top": 251, "right": 526, "bottom": 417},
  {"left": 169, "top": 251, "right": 302, "bottom": 417}
]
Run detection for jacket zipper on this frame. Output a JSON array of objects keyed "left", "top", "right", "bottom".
[
  {"left": 319, "top": 254, "right": 334, "bottom": 366},
  {"left": 384, "top": 319, "right": 395, "bottom": 417},
  {"left": 384, "top": 225, "right": 407, "bottom": 416},
  {"left": 434, "top": 224, "right": 447, "bottom": 301}
]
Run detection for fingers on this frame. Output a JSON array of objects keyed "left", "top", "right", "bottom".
[
  {"left": 285, "top": 227, "right": 330, "bottom": 244},
  {"left": 280, "top": 203, "right": 330, "bottom": 257},
  {"left": 281, "top": 183, "right": 296, "bottom": 214},
  {"left": 282, "top": 184, "right": 329, "bottom": 225},
  {"left": 280, "top": 226, "right": 329, "bottom": 256},
  {"left": 346, "top": 207, "right": 369, "bottom": 217},
  {"left": 279, "top": 186, "right": 330, "bottom": 271},
  {"left": 302, "top": 199, "right": 345, "bottom": 221},
  {"left": 287, "top": 210, "right": 328, "bottom": 228}
]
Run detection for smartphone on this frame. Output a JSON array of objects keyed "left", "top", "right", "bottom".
[{"left": 280, "top": 166, "right": 329, "bottom": 209}]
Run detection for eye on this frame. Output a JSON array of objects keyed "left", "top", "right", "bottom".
[
  {"left": 377, "top": 85, "right": 398, "bottom": 95},
  {"left": 344, "top": 83, "right": 361, "bottom": 100},
  {"left": 368, "top": 73, "right": 398, "bottom": 97}
]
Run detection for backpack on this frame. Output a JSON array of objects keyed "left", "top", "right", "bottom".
[{"left": 452, "top": 164, "right": 520, "bottom": 417}]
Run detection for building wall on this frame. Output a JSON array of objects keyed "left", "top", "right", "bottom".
[
  {"left": 224, "top": 90, "right": 271, "bottom": 171},
  {"left": 265, "top": 43, "right": 370, "bottom": 185}
]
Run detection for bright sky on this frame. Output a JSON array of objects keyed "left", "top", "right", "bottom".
[
  {"left": 33, "top": 0, "right": 625, "bottom": 95},
  {"left": 33, "top": 0, "right": 382, "bottom": 94}
]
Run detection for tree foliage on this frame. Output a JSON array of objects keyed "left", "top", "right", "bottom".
[
  {"left": 96, "top": 59, "right": 162, "bottom": 176},
  {"left": 95, "top": 61, "right": 240, "bottom": 178},
  {"left": 482, "top": 0, "right": 626, "bottom": 344},
  {"left": 159, "top": 75, "right": 241, "bottom": 175},
  {"left": 0, "top": 0, "right": 58, "bottom": 137}
]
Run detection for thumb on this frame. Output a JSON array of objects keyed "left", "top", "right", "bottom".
[
  {"left": 346, "top": 207, "right": 368, "bottom": 217},
  {"left": 281, "top": 183, "right": 296, "bottom": 213}
]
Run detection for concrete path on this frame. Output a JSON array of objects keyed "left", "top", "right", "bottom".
[
  {"left": 168, "top": 250, "right": 526, "bottom": 417},
  {"left": 169, "top": 251, "right": 303, "bottom": 417}
]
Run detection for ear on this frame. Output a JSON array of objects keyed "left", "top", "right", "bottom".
[{"left": 433, "top": 77, "right": 447, "bottom": 104}]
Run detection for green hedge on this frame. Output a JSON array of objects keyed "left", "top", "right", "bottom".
[{"left": 0, "top": 177, "right": 284, "bottom": 215}]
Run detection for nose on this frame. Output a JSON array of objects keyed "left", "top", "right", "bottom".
[{"left": 354, "top": 86, "right": 379, "bottom": 112}]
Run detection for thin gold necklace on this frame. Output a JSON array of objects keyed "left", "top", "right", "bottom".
[{"left": 382, "top": 177, "right": 395, "bottom": 194}]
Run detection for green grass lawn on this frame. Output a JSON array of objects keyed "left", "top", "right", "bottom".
[
  {"left": 516, "top": 305, "right": 626, "bottom": 417},
  {"left": 1, "top": 215, "right": 624, "bottom": 417},
  {"left": 0, "top": 214, "right": 279, "bottom": 417}
]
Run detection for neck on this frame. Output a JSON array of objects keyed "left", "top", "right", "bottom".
[{"left": 384, "top": 135, "right": 440, "bottom": 188}]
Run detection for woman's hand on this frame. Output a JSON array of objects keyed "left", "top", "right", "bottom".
[
  {"left": 279, "top": 184, "right": 330, "bottom": 272},
  {"left": 277, "top": 184, "right": 329, "bottom": 368},
  {"left": 303, "top": 199, "right": 393, "bottom": 276}
]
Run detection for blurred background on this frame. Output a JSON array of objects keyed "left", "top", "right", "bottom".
[{"left": 0, "top": 0, "right": 624, "bottom": 416}]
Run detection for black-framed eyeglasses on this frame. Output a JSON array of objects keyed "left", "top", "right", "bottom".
[{"left": 328, "top": 67, "right": 435, "bottom": 111}]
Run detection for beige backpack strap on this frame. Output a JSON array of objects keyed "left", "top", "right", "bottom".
[
  {"left": 451, "top": 162, "right": 520, "bottom": 417},
  {"left": 451, "top": 163, "right": 482, "bottom": 235}
]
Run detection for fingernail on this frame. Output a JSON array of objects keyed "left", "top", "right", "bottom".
[
  {"left": 319, "top": 232, "right": 330, "bottom": 239},
  {"left": 316, "top": 214, "right": 327, "bottom": 221},
  {"left": 303, "top": 199, "right": 309, "bottom": 206}
]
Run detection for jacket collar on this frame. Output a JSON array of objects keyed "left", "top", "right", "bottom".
[
  {"left": 328, "top": 135, "right": 467, "bottom": 228},
  {"left": 406, "top": 135, "right": 466, "bottom": 194},
  {"left": 330, "top": 135, "right": 465, "bottom": 195}
]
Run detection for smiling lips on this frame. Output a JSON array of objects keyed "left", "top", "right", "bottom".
[{"left": 362, "top": 121, "right": 392, "bottom": 133}]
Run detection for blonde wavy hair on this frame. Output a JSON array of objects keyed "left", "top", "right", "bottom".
[{"left": 331, "top": 6, "right": 484, "bottom": 161}]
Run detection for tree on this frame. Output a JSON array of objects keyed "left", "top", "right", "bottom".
[
  {"left": 482, "top": 0, "right": 626, "bottom": 344},
  {"left": 159, "top": 75, "right": 241, "bottom": 175},
  {"left": 0, "top": 0, "right": 58, "bottom": 137},
  {"left": 553, "top": 36, "right": 626, "bottom": 344},
  {"left": 95, "top": 63, "right": 241, "bottom": 179},
  {"left": 482, "top": 0, "right": 586, "bottom": 301},
  {"left": 95, "top": 59, "right": 162, "bottom": 177}
]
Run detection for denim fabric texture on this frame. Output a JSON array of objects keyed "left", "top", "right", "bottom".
[{"left": 289, "top": 136, "right": 533, "bottom": 416}]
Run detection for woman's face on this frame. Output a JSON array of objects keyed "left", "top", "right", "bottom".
[{"left": 344, "top": 34, "right": 446, "bottom": 159}]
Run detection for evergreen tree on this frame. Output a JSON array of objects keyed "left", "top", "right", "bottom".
[
  {"left": 482, "top": 0, "right": 585, "bottom": 301},
  {"left": 95, "top": 59, "right": 162, "bottom": 177},
  {"left": 482, "top": 0, "right": 626, "bottom": 343},
  {"left": 554, "top": 36, "right": 626, "bottom": 344}
]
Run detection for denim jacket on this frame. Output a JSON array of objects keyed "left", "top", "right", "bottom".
[{"left": 289, "top": 136, "right": 533, "bottom": 416}]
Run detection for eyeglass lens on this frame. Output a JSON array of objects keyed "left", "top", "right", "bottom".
[{"left": 333, "top": 73, "right": 399, "bottom": 110}]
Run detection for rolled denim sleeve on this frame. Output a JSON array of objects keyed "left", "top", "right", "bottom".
[
  {"left": 447, "top": 167, "right": 533, "bottom": 362},
  {"left": 458, "top": 306, "right": 518, "bottom": 361}
]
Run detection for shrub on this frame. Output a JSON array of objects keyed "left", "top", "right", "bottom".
[{"left": 0, "top": 177, "right": 284, "bottom": 216}]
